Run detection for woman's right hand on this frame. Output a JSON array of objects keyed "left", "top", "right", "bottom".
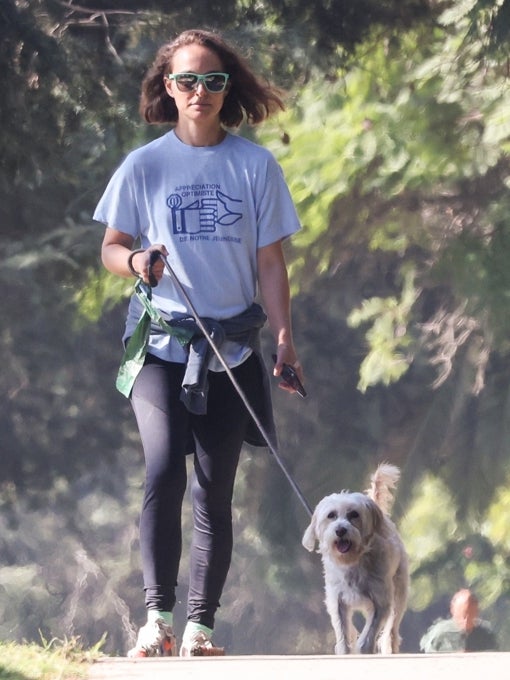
[
  {"left": 130, "top": 244, "right": 169, "bottom": 287},
  {"left": 101, "top": 227, "right": 168, "bottom": 287}
]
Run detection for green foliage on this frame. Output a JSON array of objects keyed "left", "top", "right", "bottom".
[
  {"left": 485, "top": 485, "right": 510, "bottom": 552},
  {"left": 0, "top": 635, "right": 104, "bottom": 679},
  {"left": 400, "top": 474, "right": 458, "bottom": 609},
  {"left": 259, "top": 0, "right": 510, "bottom": 393},
  {"left": 347, "top": 266, "right": 418, "bottom": 391},
  {"left": 75, "top": 269, "right": 134, "bottom": 323}
]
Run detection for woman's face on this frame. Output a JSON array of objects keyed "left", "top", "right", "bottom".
[{"left": 164, "top": 44, "right": 229, "bottom": 126}]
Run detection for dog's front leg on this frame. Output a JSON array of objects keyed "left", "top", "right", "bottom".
[
  {"left": 357, "top": 604, "right": 388, "bottom": 654},
  {"left": 326, "top": 588, "right": 353, "bottom": 654},
  {"left": 334, "top": 603, "right": 353, "bottom": 654}
]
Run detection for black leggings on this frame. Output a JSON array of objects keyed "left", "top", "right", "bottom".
[{"left": 130, "top": 352, "right": 260, "bottom": 629}]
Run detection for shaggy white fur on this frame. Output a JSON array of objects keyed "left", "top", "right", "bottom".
[{"left": 302, "top": 464, "right": 409, "bottom": 654}]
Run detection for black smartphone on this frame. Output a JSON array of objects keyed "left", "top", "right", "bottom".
[{"left": 272, "top": 354, "right": 307, "bottom": 398}]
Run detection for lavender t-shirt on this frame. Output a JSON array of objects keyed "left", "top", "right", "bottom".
[{"left": 94, "top": 130, "right": 300, "bottom": 365}]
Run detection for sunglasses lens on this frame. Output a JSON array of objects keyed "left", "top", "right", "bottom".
[
  {"left": 175, "top": 74, "right": 198, "bottom": 91},
  {"left": 204, "top": 74, "right": 228, "bottom": 92}
]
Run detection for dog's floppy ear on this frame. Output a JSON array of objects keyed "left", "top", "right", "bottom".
[
  {"left": 365, "top": 497, "right": 384, "bottom": 538},
  {"left": 302, "top": 512, "right": 318, "bottom": 552}
]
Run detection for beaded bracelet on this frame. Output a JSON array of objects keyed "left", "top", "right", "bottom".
[{"left": 127, "top": 248, "right": 145, "bottom": 278}]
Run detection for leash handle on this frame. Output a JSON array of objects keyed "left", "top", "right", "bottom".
[
  {"left": 271, "top": 354, "right": 307, "bottom": 398},
  {"left": 148, "top": 249, "right": 161, "bottom": 287}
]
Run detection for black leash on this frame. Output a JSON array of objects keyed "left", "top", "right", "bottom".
[{"left": 157, "top": 252, "right": 312, "bottom": 517}]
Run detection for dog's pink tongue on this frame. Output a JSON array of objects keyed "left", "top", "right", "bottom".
[{"left": 338, "top": 539, "right": 351, "bottom": 554}]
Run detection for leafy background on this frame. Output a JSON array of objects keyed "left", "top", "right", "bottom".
[{"left": 1, "top": 0, "right": 510, "bottom": 655}]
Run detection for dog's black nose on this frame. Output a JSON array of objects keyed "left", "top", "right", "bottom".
[{"left": 336, "top": 527, "right": 347, "bottom": 538}]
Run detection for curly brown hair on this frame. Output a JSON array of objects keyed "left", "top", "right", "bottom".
[{"left": 139, "top": 29, "right": 284, "bottom": 127}]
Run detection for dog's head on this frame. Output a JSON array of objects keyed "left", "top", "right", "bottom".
[{"left": 302, "top": 491, "right": 384, "bottom": 566}]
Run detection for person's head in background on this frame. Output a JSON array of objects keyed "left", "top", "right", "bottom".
[{"left": 450, "top": 589, "right": 479, "bottom": 633}]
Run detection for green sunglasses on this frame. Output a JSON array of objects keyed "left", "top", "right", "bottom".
[{"left": 167, "top": 72, "right": 230, "bottom": 93}]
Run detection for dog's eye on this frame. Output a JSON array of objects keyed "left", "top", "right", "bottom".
[
  {"left": 327, "top": 511, "right": 337, "bottom": 520},
  {"left": 347, "top": 510, "right": 360, "bottom": 521}
]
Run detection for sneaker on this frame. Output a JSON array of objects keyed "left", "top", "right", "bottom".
[
  {"left": 180, "top": 629, "right": 225, "bottom": 657},
  {"left": 127, "top": 618, "right": 177, "bottom": 658}
]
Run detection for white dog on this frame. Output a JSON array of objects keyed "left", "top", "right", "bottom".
[{"left": 302, "top": 463, "right": 409, "bottom": 654}]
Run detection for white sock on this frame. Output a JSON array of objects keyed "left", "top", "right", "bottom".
[{"left": 183, "top": 621, "right": 213, "bottom": 639}]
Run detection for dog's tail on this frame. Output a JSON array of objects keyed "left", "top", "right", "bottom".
[{"left": 366, "top": 463, "right": 400, "bottom": 515}]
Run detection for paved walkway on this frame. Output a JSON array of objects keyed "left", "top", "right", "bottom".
[{"left": 88, "top": 652, "right": 509, "bottom": 680}]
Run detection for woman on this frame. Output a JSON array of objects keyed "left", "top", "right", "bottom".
[{"left": 94, "top": 28, "right": 303, "bottom": 657}]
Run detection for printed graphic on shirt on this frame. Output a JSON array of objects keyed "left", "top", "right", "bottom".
[{"left": 167, "top": 187, "right": 243, "bottom": 243}]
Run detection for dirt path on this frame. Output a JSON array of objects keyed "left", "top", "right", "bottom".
[{"left": 88, "top": 651, "right": 509, "bottom": 680}]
